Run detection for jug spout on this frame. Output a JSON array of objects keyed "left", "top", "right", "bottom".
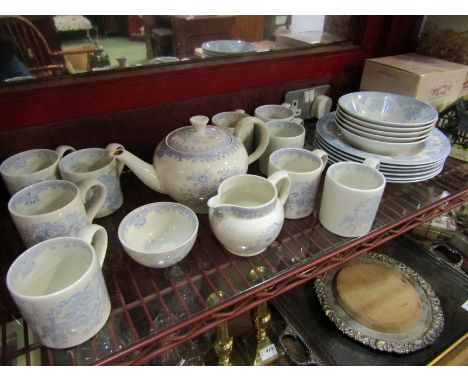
[
  {"left": 109, "top": 145, "right": 164, "bottom": 194},
  {"left": 207, "top": 194, "right": 222, "bottom": 209}
]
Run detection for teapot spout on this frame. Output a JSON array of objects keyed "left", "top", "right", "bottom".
[{"left": 109, "top": 144, "right": 165, "bottom": 194}]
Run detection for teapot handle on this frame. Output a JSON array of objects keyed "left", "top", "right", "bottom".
[
  {"left": 234, "top": 116, "right": 270, "bottom": 165},
  {"left": 268, "top": 170, "right": 291, "bottom": 207}
]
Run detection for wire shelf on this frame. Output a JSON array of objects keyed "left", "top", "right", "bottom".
[{"left": 1, "top": 156, "right": 467, "bottom": 365}]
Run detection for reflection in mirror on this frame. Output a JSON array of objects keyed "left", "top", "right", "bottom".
[{"left": 0, "top": 15, "right": 354, "bottom": 83}]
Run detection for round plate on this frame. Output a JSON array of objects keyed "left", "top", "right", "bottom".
[
  {"left": 316, "top": 112, "right": 451, "bottom": 166},
  {"left": 338, "top": 92, "right": 439, "bottom": 127},
  {"left": 313, "top": 133, "right": 445, "bottom": 172},
  {"left": 314, "top": 252, "right": 444, "bottom": 354}
]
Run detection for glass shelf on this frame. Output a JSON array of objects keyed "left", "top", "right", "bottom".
[{"left": 0, "top": 156, "right": 467, "bottom": 366}]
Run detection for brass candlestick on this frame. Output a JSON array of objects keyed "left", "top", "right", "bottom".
[
  {"left": 248, "top": 266, "right": 281, "bottom": 366},
  {"left": 207, "top": 291, "right": 233, "bottom": 366}
]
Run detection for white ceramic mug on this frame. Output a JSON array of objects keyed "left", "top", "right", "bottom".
[
  {"left": 319, "top": 158, "right": 386, "bottom": 237},
  {"left": 6, "top": 224, "right": 111, "bottom": 349},
  {"left": 8, "top": 179, "right": 106, "bottom": 248},
  {"left": 0, "top": 145, "right": 75, "bottom": 195},
  {"left": 254, "top": 103, "right": 303, "bottom": 124},
  {"left": 211, "top": 110, "right": 254, "bottom": 153},
  {"left": 259, "top": 120, "right": 306, "bottom": 175},
  {"left": 59, "top": 144, "right": 124, "bottom": 218},
  {"left": 268, "top": 148, "right": 328, "bottom": 219}
]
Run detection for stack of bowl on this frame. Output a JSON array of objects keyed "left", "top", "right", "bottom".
[
  {"left": 335, "top": 92, "right": 439, "bottom": 156},
  {"left": 201, "top": 40, "right": 257, "bottom": 57}
]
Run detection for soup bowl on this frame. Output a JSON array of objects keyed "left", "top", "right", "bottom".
[{"left": 118, "top": 202, "right": 198, "bottom": 268}]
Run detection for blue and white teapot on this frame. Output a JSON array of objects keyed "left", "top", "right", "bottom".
[{"left": 109, "top": 115, "right": 269, "bottom": 213}]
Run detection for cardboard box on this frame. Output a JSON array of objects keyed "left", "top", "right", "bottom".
[{"left": 360, "top": 53, "right": 468, "bottom": 111}]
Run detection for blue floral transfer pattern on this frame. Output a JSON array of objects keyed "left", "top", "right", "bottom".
[
  {"left": 339, "top": 195, "right": 382, "bottom": 234},
  {"left": 19, "top": 212, "right": 88, "bottom": 248},
  {"left": 285, "top": 180, "right": 319, "bottom": 218}
]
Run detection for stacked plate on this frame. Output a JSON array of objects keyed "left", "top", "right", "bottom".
[
  {"left": 313, "top": 112, "right": 451, "bottom": 183},
  {"left": 202, "top": 40, "right": 257, "bottom": 57},
  {"left": 336, "top": 92, "right": 439, "bottom": 156}
]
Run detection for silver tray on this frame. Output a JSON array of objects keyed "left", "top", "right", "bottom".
[{"left": 314, "top": 251, "right": 444, "bottom": 354}]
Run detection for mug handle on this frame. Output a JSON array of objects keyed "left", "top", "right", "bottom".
[
  {"left": 234, "top": 116, "right": 270, "bottom": 164},
  {"left": 363, "top": 157, "right": 380, "bottom": 170},
  {"left": 77, "top": 179, "right": 107, "bottom": 223},
  {"left": 77, "top": 224, "right": 108, "bottom": 267},
  {"left": 268, "top": 170, "right": 291, "bottom": 206},
  {"left": 292, "top": 117, "right": 304, "bottom": 125},
  {"left": 106, "top": 143, "right": 125, "bottom": 175},
  {"left": 311, "top": 149, "right": 329, "bottom": 168},
  {"left": 281, "top": 102, "right": 292, "bottom": 108},
  {"left": 55, "top": 145, "right": 75, "bottom": 159}
]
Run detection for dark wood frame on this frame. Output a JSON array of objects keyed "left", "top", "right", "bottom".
[{"left": 0, "top": 16, "right": 423, "bottom": 132}]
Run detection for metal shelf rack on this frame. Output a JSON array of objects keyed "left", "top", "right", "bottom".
[{"left": 1, "top": 156, "right": 467, "bottom": 366}]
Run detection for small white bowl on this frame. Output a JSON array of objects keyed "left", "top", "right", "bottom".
[
  {"left": 118, "top": 202, "right": 198, "bottom": 268},
  {"left": 338, "top": 92, "right": 438, "bottom": 127}
]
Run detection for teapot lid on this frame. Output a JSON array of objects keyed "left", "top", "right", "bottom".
[{"left": 166, "top": 116, "right": 236, "bottom": 156}]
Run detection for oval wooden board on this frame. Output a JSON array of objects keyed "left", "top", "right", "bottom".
[{"left": 335, "top": 261, "right": 422, "bottom": 333}]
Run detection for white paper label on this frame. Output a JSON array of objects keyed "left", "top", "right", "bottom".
[
  {"left": 462, "top": 300, "right": 468, "bottom": 312},
  {"left": 260, "top": 344, "right": 278, "bottom": 362}
]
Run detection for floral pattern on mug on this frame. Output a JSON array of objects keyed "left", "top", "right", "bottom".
[
  {"left": 339, "top": 195, "right": 382, "bottom": 234},
  {"left": 285, "top": 180, "right": 319, "bottom": 218},
  {"left": 23, "top": 271, "right": 109, "bottom": 348},
  {"left": 20, "top": 212, "right": 88, "bottom": 247}
]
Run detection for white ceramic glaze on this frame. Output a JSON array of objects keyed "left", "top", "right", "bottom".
[
  {"left": 258, "top": 120, "right": 306, "bottom": 175},
  {"left": 59, "top": 145, "right": 124, "bottom": 218},
  {"left": 338, "top": 124, "right": 431, "bottom": 156},
  {"left": 319, "top": 159, "right": 386, "bottom": 237},
  {"left": 6, "top": 224, "right": 110, "bottom": 349},
  {"left": 0, "top": 145, "right": 75, "bottom": 195},
  {"left": 8, "top": 179, "right": 106, "bottom": 248},
  {"left": 336, "top": 107, "right": 434, "bottom": 134},
  {"left": 207, "top": 171, "right": 291, "bottom": 256},
  {"left": 335, "top": 113, "right": 432, "bottom": 142},
  {"left": 118, "top": 202, "right": 198, "bottom": 268},
  {"left": 211, "top": 110, "right": 254, "bottom": 153},
  {"left": 338, "top": 92, "right": 438, "bottom": 127},
  {"left": 268, "top": 148, "right": 328, "bottom": 219},
  {"left": 254, "top": 103, "right": 303, "bottom": 124},
  {"left": 316, "top": 113, "right": 451, "bottom": 167},
  {"left": 109, "top": 115, "right": 269, "bottom": 214}
]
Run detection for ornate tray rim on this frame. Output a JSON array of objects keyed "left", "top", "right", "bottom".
[{"left": 314, "top": 251, "right": 444, "bottom": 354}]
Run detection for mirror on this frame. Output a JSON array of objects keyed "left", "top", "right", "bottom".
[{"left": 0, "top": 15, "right": 355, "bottom": 83}]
